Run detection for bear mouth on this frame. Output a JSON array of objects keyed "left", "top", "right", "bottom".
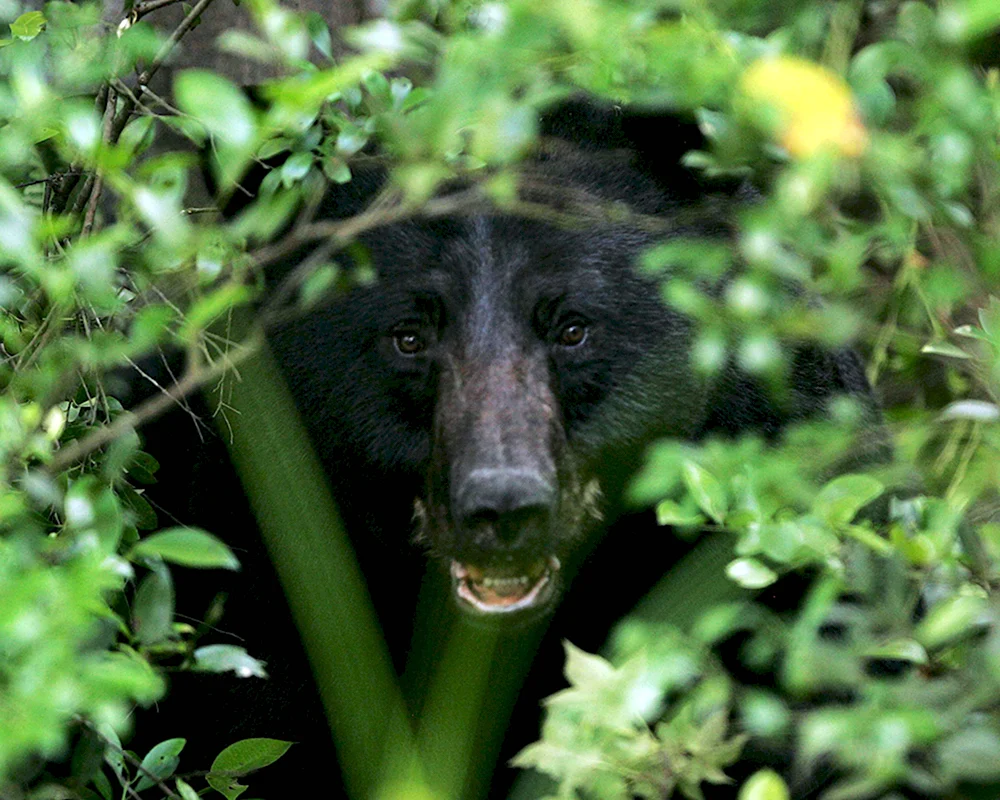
[{"left": 450, "top": 556, "right": 560, "bottom": 614}]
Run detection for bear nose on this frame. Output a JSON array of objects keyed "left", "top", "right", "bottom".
[{"left": 455, "top": 468, "right": 556, "bottom": 545}]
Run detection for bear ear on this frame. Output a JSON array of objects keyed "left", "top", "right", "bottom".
[{"left": 538, "top": 97, "right": 735, "bottom": 202}]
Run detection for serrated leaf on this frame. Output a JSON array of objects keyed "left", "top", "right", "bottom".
[
  {"left": 131, "top": 527, "right": 240, "bottom": 570},
  {"left": 813, "top": 474, "right": 883, "bottom": 526},
  {"left": 682, "top": 461, "right": 727, "bottom": 524},
  {"left": 135, "top": 738, "right": 185, "bottom": 791}
]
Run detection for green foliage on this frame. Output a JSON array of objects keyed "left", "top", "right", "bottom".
[
  {"left": 512, "top": 640, "right": 746, "bottom": 800},
  {"left": 1, "top": 0, "right": 1000, "bottom": 797},
  {"left": 207, "top": 737, "right": 294, "bottom": 799}
]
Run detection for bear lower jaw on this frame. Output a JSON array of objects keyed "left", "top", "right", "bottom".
[{"left": 451, "top": 556, "right": 560, "bottom": 615}]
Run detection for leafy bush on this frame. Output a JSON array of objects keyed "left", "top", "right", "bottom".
[{"left": 2, "top": 0, "right": 1000, "bottom": 798}]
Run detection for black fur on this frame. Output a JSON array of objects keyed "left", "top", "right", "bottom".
[{"left": 128, "top": 100, "right": 884, "bottom": 797}]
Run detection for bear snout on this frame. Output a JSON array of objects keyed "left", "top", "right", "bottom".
[{"left": 454, "top": 466, "right": 557, "bottom": 548}]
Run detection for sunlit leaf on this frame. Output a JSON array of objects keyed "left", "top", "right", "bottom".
[{"left": 130, "top": 527, "right": 240, "bottom": 570}]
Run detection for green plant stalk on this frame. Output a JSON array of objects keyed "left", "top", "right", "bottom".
[
  {"left": 211, "top": 340, "right": 420, "bottom": 799},
  {"left": 629, "top": 531, "right": 743, "bottom": 629}
]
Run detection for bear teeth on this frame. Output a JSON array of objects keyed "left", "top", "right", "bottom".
[
  {"left": 451, "top": 556, "right": 561, "bottom": 613},
  {"left": 481, "top": 575, "right": 531, "bottom": 588}
]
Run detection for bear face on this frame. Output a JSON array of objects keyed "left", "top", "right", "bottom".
[
  {"left": 266, "top": 153, "right": 720, "bottom": 618},
  {"left": 127, "top": 104, "right": 886, "bottom": 799}
]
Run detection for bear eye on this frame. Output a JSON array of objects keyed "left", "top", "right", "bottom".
[
  {"left": 556, "top": 321, "right": 588, "bottom": 348},
  {"left": 393, "top": 327, "right": 428, "bottom": 356}
]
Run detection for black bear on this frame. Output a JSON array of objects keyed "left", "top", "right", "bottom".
[{"left": 133, "top": 100, "right": 883, "bottom": 797}]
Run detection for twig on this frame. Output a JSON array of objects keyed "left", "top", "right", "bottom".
[
  {"left": 16, "top": 171, "right": 84, "bottom": 190},
  {"left": 80, "top": 719, "right": 182, "bottom": 800},
  {"left": 130, "top": 0, "right": 188, "bottom": 20},
  {"left": 251, "top": 187, "right": 483, "bottom": 300},
  {"left": 47, "top": 332, "right": 261, "bottom": 473},
  {"left": 131, "top": 84, "right": 186, "bottom": 118},
  {"left": 82, "top": 87, "right": 118, "bottom": 236},
  {"left": 112, "top": 0, "right": 217, "bottom": 141}
]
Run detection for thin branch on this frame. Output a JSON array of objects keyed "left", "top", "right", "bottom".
[
  {"left": 82, "top": 87, "right": 118, "bottom": 237},
  {"left": 16, "top": 171, "right": 84, "bottom": 190},
  {"left": 47, "top": 332, "right": 261, "bottom": 474},
  {"left": 70, "top": 176, "right": 96, "bottom": 219},
  {"left": 80, "top": 719, "right": 182, "bottom": 800},
  {"left": 112, "top": 0, "right": 217, "bottom": 141},
  {"left": 130, "top": 0, "right": 188, "bottom": 21},
  {"left": 251, "top": 187, "right": 484, "bottom": 301}
]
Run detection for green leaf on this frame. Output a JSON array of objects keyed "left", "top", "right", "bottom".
[
  {"left": 174, "top": 70, "right": 255, "bottom": 149},
  {"left": 299, "top": 263, "right": 339, "bottom": 308},
  {"left": 978, "top": 297, "right": 1000, "bottom": 341},
  {"left": 305, "top": 11, "right": 333, "bottom": 60},
  {"left": 726, "top": 558, "right": 777, "bottom": 589},
  {"left": 97, "top": 723, "right": 125, "bottom": 783},
  {"left": 322, "top": 155, "right": 352, "bottom": 184},
  {"left": 920, "top": 340, "right": 970, "bottom": 359},
  {"left": 194, "top": 645, "right": 268, "bottom": 678},
  {"left": 655, "top": 499, "right": 704, "bottom": 527},
  {"left": 131, "top": 527, "right": 240, "bottom": 570},
  {"left": 738, "top": 770, "right": 790, "bottom": 800},
  {"left": 937, "top": 1, "right": 1000, "bottom": 43},
  {"left": 177, "top": 283, "right": 253, "bottom": 343},
  {"left": 915, "top": 594, "right": 987, "bottom": 649},
  {"left": 813, "top": 474, "right": 884, "bottom": 526},
  {"left": 132, "top": 563, "right": 174, "bottom": 645},
  {"left": 208, "top": 739, "right": 293, "bottom": 799},
  {"left": 119, "top": 116, "right": 156, "bottom": 158},
  {"left": 10, "top": 11, "right": 46, "bottom": 41},
  {"left": 176, "top": 779, "right": 200, "bottom": 800},
  {"left": 120, "top": 484, "right": 158, "bottom": 531},
  {"left": 563, "top": 641, "right": 615, "bottom": 688},
  {"left": 257, "top": 136, "right": 292, "bottom": 160},
  {"left": 135, "top": 738, "right": 185, "bottom": 791},
  {"left": 174, "top": 70, "right": 256, "bottom": 185},
  {"left": 864, "top": 638, "right": 928, "bottom": 664},
  {"left": 682, "top": 461, "right": 727, "bottom": 524},
  {"left": 281, "top": 150, "right": 313, "bottom": 185}
]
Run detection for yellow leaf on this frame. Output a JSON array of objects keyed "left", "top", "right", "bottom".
[{"left": 740, "top": 56, "right": 867, "bottom": 158}]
